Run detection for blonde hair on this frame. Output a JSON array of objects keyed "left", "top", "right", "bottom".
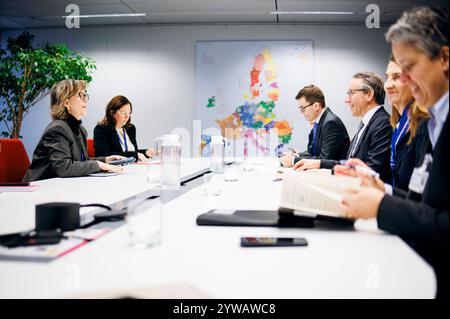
[
  {"left": 50, "top": 80, "right": 88, "bottom": 120},
  {"left": 387, "top": 56, "right": 429, "bottom": 144},
  {"left": 390, "top": 102, "right": 429, "bottom": 144}
]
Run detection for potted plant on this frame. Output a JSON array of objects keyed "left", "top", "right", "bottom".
[{"left": 0, "top": 31, "right": 96, "bottom": 138}]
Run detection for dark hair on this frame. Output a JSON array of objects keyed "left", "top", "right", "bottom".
[
  {"left": 385, "top": 6, "right": 448, "bottom": 60},
  {"left": 295, "top": 84, "right": 326, "bottom": 108},
  {"left": 352, "top": 72, "right": 386, "bottom": 105},
  {"left": 99, "top": 95, "right": 133, "bottom": 128}
]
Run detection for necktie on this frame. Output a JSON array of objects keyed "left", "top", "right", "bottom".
[
  {"left": 312, "top": 122, "right": 319, "bottom": 157},
  {"left": 347, "top": 121, "right": 364, "bottom": 158}
]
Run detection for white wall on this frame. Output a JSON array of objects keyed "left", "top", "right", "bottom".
[{"left": 1, "top": 24, "right": 391, "bottom": 158}]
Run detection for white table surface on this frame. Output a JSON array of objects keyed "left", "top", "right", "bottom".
[{"left": 0, "top": 157, "right": 436, "bottom": 298}]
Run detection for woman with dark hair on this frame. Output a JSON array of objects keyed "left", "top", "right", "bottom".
[{"left": 94, "top": 95, "right": 155, "bottom": 162}]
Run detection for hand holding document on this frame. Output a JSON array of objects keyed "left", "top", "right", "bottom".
[{"left": 279, "top": 170, "right": 361, "bottom": 218}]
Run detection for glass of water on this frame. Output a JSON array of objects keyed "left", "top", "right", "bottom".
[
  {"left": 203, "top": 172, "right": 223, "bottom": 196},
  {"left": 126, "top": 199, "right": 163, "bottom": 248}
]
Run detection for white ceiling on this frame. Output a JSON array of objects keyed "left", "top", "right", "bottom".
[{"left": 0, "top": 0, "right": 447, "bottom": 30}]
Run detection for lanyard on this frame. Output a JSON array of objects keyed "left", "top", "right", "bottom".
[
  {"left": 117, "top": 128, "right": 128, "bottom": 152},
  {"left": 390, "top": 105, "right": 410, "bottom": 183}
]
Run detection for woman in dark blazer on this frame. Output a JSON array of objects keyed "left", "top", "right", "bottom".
[
  {"left": 384, "top": 57, "right": 429, "bottom": 191},
  {"left": 24, "top": 80, "right": 123, "bottom": 182},
  {"left": 340, "top": 6, "right": 448, "bottom": 298},
  {"left": 94, "top": 95, "right": 155, "bottom": 162}
]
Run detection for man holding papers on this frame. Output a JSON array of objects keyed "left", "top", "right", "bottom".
[{"left": 340, "top": 6, "right": 449, "bottom": 299}]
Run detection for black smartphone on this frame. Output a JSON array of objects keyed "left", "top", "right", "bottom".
[
  {"left": 240, "top": 237, "right": 308, "bottom": 247},
  {"left": 109, "top": 157, "right": 136, "bottom": 166}
]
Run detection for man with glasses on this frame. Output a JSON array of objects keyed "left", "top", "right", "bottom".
[
  {"left": 294, "top": 72, "right": 392, "bottom": 182},
  {"left": 280, "top": 84, "right": 350, "bottom": 167}
]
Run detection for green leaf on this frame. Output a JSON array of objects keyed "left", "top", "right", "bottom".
[{"left": 0, "top": 31, "right": 96, "bottom": 138}]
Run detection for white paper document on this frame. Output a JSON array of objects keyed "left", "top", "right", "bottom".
[{"left": 279, "top": 170, "right": 361, "bottom": 218}]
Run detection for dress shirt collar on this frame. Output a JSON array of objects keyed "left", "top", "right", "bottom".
[
  {"left": 428, "top": 91, "right": 449, "bottom": 149},
  {"left": 314, "top": 106, "right": 327, "bottom": 125},
  {"left": 361, "top": 105, "right": 382, "bottom": 126}
]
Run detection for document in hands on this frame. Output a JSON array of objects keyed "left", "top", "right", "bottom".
[{"left": 279, "top": 170, "right": 361, "bottom": 218}]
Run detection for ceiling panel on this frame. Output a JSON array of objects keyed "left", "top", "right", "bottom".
[
  {"left": 125, "top": 0, "right": 276, "bottom": 23},
  {"left": 277, "top": 0, "right": 449, "bottom": 24},
  {"left": 0, "top": 0, "right": 447, "bottom": 29},
  {"left": 1, "top": 3, "right": 142, "bottom": 28}
]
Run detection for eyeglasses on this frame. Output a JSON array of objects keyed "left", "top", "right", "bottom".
[
  {"left": 117, "top": 111, "right": 132, "bottom": 116},
  {"left": 75, "top": 91, "right": 89, "bottom": 102},
  {"left": 298, "top": 102, "right": 314, "bottom": 113},
  {"left": 346, "top": 89, "right": 366, "bottom": 97}
]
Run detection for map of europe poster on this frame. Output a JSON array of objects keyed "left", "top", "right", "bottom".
[{"left": 196, "top": 40, "right": 314, "bottom": 157}]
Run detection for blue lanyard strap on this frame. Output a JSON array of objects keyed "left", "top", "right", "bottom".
[
  {"left": 390, "top": 105, "right": 411, "bottom": 181},
  {"left": 117, "top": 128, "right": 128, "bottom": 152}
]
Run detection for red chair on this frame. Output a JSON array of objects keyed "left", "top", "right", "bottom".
[
  {"left": 87, "top": 138, "right": 95, "bottom": 158},
  {"left": 0, "top": 138, "right": 30, "bottom": 183}
]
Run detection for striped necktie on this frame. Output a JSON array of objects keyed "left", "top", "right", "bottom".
[{"left": 347, "top": 121, "right": 365, "bottom": 158}]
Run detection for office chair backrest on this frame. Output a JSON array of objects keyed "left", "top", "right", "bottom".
[
  {"left": 0, "top": 138, "right": 30, "bottom": 183},
  {"left": 87, "top": 138, "right": 95, "bottom": 158}
]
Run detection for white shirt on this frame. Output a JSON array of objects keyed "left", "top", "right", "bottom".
[
  {"left": 116, "top": 128, "right": 136, "bottom": 152},
  {"left": 352, "top": 105, "right": 382, "bottom": 153},
  {"left": 289, "top": 107, "right": 328, "bottom": 165},
  {"left": 428, "top": 91, "right": 449, "bottom": 149}
]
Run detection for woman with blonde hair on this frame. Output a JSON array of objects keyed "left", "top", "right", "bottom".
[
  {"left": 340, "top": 6, "right": 448, "bottom": 298},
  {"left": 24, "top": 80, "right": 123, "bottom": 182},
  {"left": 385, "top": 56, "right": 429, "bottom": 190}
]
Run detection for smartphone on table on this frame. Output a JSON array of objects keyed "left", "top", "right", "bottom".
[{"left": 240, "top": 237, "right": 308, "bottom": 247}]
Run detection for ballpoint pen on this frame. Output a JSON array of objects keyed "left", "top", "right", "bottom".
[{"left": 338, "top": 160, "right": 380, "bottom": 178}]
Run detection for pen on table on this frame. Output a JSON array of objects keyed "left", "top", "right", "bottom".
[{"left": 337, "top": 160, "right": 380, "bottom": 178}]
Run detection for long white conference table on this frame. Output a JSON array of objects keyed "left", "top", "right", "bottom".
[{"left": 0, "top": 157, "right": 436, "bottom": 298}]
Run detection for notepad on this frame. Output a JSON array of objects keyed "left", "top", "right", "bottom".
[
  {"left": 279, "top": 170, "right": 361, "bottom": 218},
  {"left": 0, "top": 185, "right": 40, "bottom": 192}
]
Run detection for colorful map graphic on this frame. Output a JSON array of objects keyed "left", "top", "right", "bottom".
[
  {"left": 196, "top": 41, "right": 314, "bottom": 157},
  {"left": 201, "top": 49, "right": 292, "bottom": 156}
]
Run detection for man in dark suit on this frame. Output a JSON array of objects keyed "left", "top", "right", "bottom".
[
  {"left": 340, "top": 6, "right": 448, "bottom": 299},
  {"left": 280, "top": 85, "right": 350, "bottom": 167},
  {"left": 295, "top": 72, "right": 393, "bottom": 183}
]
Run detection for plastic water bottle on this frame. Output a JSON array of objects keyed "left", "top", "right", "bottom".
[
  {"left": 161, "top": 134, "right": 181, "bottom": 189},
  {"left": 210, "top": 135, "right": 225, "bottom": 172}
]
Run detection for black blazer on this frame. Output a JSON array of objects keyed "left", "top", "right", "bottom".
[
  {"left": 93, "top": 124, "right": 148, "bottom": 160},
  {"left": 294, "top": 108, "right": 350, "bottom": 163},
  {"left": 393, "top": 121, "right": 429, "bottom": 191},
  {"left": 321, "top": 106, "right": 392, "bottom": 182},
  {"left": 378, "top": 113, "right": 449, "bottom": 299},
  {"left": 23, "top": 118, "right": 103, "bottom": 182}
]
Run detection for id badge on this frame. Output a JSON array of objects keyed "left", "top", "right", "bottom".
[{"left": 408, "top": 168, "right": 429, "bottom": 194}]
